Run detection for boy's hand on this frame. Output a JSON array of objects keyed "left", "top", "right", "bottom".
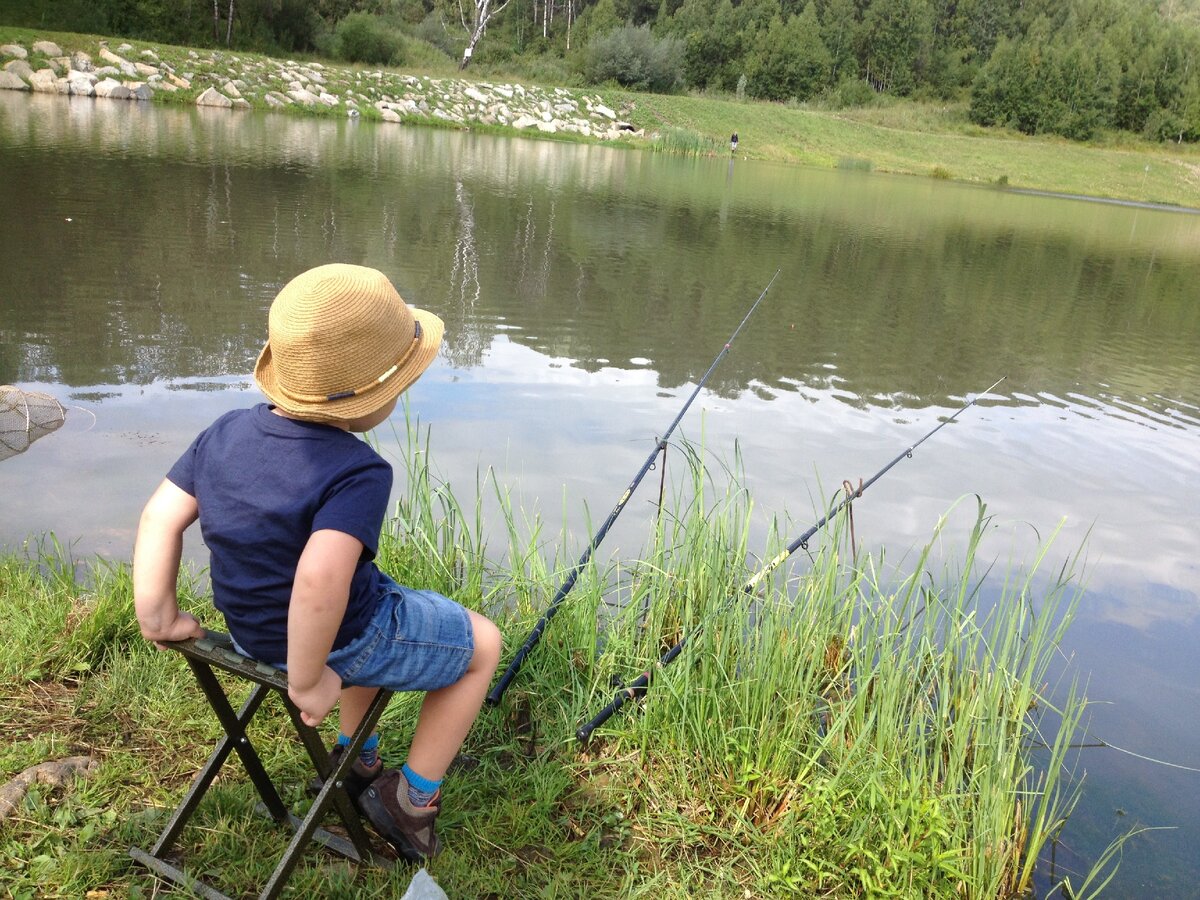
[
  {"left": 149, "top": 610, "right": 205, "bottom": 650},
  {"left": 288, "top": 665, "right": 343, "bottom": 727}
]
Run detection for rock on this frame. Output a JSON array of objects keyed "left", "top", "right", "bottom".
[
  {"left": 95, "top": 66, "right": 121, "bottom": 77},
  {"left": 32, "top": 41, "right": 64, "bottom": 57},
  {"left": 92, "top": 78, "right": 128, "bottom": 99},
  {"left": 0, "top": 70, "right": 28, "bottom": 91},
  {"left": 1, "top": 44, "right": 27, "bottom": 60},
  {"left": 464, "top": 87, "right": 488, "bottom": 104},
  {"left": 512, "top": 114, "right": 539, "bottom": 129},
  {"left": 116, "top": 43, "right": 133, "bottom": 52},
  {"left": 195, "top": 86, "right": 232, "bottom": 107},
  {"left": 264, "top": 91, "right": 290, "bottom": 108},
  {"left": 68, "top": 72, "right": 97, "bottom": 96},
  {"left": 168, "top": 74, "right": 190, "bottom": 89},
  {"left": 232, "top": 98, "right": 251, "bottom": 109},
  {"left": 134, "top": 62, "right": 158, "bottom": 77},
  {"left": 71, "top": 51, "right": 93, "bottom": 71},
  {"left": 140, "top": 49, "right": 159, "bottom": 60},
  {"left": 4, "top": 59, "right": 33, "bottom": 79},
  {"left": 126, "top": 82, "right": 154, "bottom": 101},
  {"left": 155, "top": 79, "right": 179, "bottom": 93},
  {"left": 594, "top": 103, "right": 617, "bottom": 119},
  {"left": 318, "top": 91, "right": 338, "bottom": 106},
  {"left": 99, "top": 47, "right": 126, "bottom": 67},
  {"left": 535, "top": 120, "right": 559, "bottom": 133},
  {"left": 28, "top": 69, "right": 58, "bottom": 93},
  {"left": 380, "top": 108, "right": 402, "bottom": 123},
  {"left": 287, "top": 88, "right": 319, "bottom": 105},
  {"left": 222, "top": 81, "right": 242, "bottom": 98}
]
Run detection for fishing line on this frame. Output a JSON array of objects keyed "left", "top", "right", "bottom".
[
  {"left": 486, "top": 269, "right": 782, "bottom": 707},
  {"left": 577, "top": 377, "right": 1007, "bottom": 742}
]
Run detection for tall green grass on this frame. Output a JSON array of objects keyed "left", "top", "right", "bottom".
[{"left": 0, "top": 426, "right": 1121, "bottom": 897}]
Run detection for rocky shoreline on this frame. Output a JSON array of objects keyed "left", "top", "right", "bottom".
[{"left": 0, "top": 37, "right": 642, "bottom": 141}]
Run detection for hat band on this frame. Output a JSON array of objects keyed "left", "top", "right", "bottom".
[{"left": 276, "top": 321, "right": 424, "bottom": 405}]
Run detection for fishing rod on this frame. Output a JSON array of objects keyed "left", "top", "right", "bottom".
[
  {"left": 486, "top": 269, "right": 782, "bottom": 707},
  {"left": 576, "top": 376, "right": 1007, "bottom": 743}
]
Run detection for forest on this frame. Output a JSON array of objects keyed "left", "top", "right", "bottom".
[{"left": 5, "top": 0, "right": 1199, "bottom": 143}]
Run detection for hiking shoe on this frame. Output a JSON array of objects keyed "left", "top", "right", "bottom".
[
  {"left": 358, "top": 768, "right": 442, "bottom": 861},
  {"left": 308, "top": 744, "right": 382, "bottom": 807}
]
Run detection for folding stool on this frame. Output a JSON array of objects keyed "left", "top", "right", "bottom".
[{"left": 129, "top": 630, "right": 394, "bottom": 899}]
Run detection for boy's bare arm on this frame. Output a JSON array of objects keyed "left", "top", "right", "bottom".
[
  {"left": 133, "top": 479, "right": 204, "bottom": 647},
  {"left": 287, "top": 528, "right": 363, "bottom": 726}
]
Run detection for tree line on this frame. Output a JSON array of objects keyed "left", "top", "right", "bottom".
[{"left": 7, "top": 0, "right": 1199, "bottom": 142}]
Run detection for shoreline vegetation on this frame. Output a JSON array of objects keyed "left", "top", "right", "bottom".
[
  {"left": 0, "top": 423, "right": 1118, "bottom": 897},
  {"left": 1, "top": 25, "right": 1199, "bottom": 210}
]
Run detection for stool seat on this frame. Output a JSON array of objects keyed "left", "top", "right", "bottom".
[{"left": 129, "top": 630, "right": 394, "bottom": 899}]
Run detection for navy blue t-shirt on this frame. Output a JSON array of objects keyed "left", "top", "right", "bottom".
[{"left": 167, "top": 404, "right": 392, "bottom": 664}]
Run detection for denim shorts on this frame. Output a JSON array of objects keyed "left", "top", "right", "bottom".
[{"left": 322, "top": 574, "right": 475, "bottom": 693}]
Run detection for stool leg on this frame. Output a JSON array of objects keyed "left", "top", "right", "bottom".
[
  {"left": 150, "top": 674, "right": 274, "bottom": 857},
  {"left": 258, "top": 689, "right": 395, "bottom": 898},
  {"left": 189, "top": 659, "right": 290, "bottom": 823}
]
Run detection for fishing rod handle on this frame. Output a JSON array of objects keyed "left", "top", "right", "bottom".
[{"left": 576, "top": 671, "right": 651, "bottom": 743}]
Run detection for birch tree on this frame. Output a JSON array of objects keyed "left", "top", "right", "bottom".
[{"left": 456, "top": 0, "right": 515, "bottom": 69}]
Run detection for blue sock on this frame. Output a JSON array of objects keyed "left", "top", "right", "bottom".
[
  {"left": 338, "top": 732, "right": 380, "bottom": 769},
  {"left": 401, "top": 762, "right": 441, "bottom": 807}
]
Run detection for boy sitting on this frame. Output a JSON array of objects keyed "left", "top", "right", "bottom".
[{"left": 133, "top": 263, "right": 501, "bottom": 860}]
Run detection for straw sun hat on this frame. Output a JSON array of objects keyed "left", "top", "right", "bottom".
[{"left": 254, "top": 264, "right": 444, "bottom": 424}]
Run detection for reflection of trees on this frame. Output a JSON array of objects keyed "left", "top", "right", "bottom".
[
  {"left": 442, "top": 181, "right": 484, "bottom": 368},
  {"left": 2, "top": 93, "right": 1198, "bottom": 415}
]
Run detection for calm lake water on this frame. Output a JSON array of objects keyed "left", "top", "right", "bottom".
[{"left": 1, "top": 90, "right": 1198, "bottom": 895}]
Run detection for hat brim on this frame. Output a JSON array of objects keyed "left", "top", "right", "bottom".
[{"left": 254, "top": 307, "right": 444, "bottom": 424}]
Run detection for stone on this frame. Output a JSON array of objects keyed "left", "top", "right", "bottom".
[
  {"left": 264, "top": 91, "right": 290, "bottom": 108},
  {"left": 28, "top": 69, "right": 58, "bottom": 93},
  {"left": 4, "top": 59, "right": 33, "bottom": 79},
  {"left": 116, "top": 43, "right": 133, "bottom": 52},
  {"left": 0, "top": 44, "right": 27, "bottom": 60},
  {"left": 140, "top": 49, "right": 159, "bottom": 60},
  {"left": 95, "top": 66, "right": 121, "bottom": 77},
  {"left": 195, "top": 86, "right": 232, "bottom": 107},
  {"left": 318, "top": 91, "right": 338, "bottom": 106},
  {"left": 126, "top": 82, "right": 154, "bottom": 101},
  {"left": 68, "top": 72, "right": 97, "bottom": 95},
  {"left": 31, "top": 41, "right": 63, "bottom": 57},
  {"left": 464, "top": 87, "right": 488, "bottom": 104},
  {"left": 512, "top": 114, "right": 539, "bottom": 129},
  {"left": 535, "top": 120, "right": 559, "bottom": 133},
  {"left": 99, "top": 47, "right": 126, "bottom": 67},
  {"left": 222, "top": 81, "right": 242, "bottom": 98},
  {"left": 169, "top": 74, "right": 190, "bottom": 89},
  {"left": 232, "top": 98, "right": 251, "bottom": 109},
  {"left": 155, "top": 80, "right": 179, "bottom": 93},
  {"left": 380, "top": 108, "right": 402, "bottom": 123},
  {"left": 593, "top": 103, "right": 617, "bottom": 120},
  {"left": 94, "top": 78, "right": 131, "bottom": 99},
  {"left": 287, "top": 88, "right": 319, "bottom": 105},
  {"left": 134, "top": 62, "right": 159, "bottom": 77},
  {"left": 0, "top": 70, "right": 28, "bottom": 91}
]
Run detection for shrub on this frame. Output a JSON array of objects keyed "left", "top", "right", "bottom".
[
  {"left": 583, "top": 24, "right": 684, "bottom": 93},
  {"left": 333, "top": 12, "right": 405, "bottom": 66},
  {"left": 413, "top": 12, "right": 460, "bottom": 60}
]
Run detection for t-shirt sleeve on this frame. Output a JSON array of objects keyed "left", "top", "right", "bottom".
[
  {"left": 165, "top": 431, "right": 202, "bottom": 496},
  {"left": 312, "top": 458, "right": 393, "bottom": 558}
]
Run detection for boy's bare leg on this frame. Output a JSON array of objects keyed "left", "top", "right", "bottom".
[
  {"left": 338, "top": 685, "right": 382, "bottom": 738},
  {"left": 406, "top": 610, "right": 501, "bottom": 781}
]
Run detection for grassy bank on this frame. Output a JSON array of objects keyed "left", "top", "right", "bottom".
[
  {"left": 2, "top": 25, "right": 1199, "bottom": 209},
  {"left": 0, "top": 426, "right": 1113, "bottom": 897}
]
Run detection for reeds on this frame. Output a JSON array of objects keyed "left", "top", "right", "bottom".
[{"left": 0, "top": 422, "right": 1113, "bottom": 897}]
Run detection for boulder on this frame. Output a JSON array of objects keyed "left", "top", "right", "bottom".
[
  {"left": 4, "top": 59, "right": 33, "bottom": 79},
  {"left": 0, "top": 70, "right": 28, "bottom": 91},
  {"left": 71, "top": 51, "right": 93, "bottom": 72},
  {"left": 28, "top": 69, "right": 58, "bottom": 93},
  {"left": 512, "top": 114, "right": 539, "bottom": 129},
  {"left": 264, "top": 91, "right": 291, "bottom": 108},
  {"left": 134, "top": 62, "right": 159, "bottom": 77},
  {"left": 32, "top": 41, "right": 63, "bottom": 57},
  {"left": 93, "top": 78, "right": 130, "bottom": 99},
  {"left": 464, "top": 87, "right": 489, "bottom": 104},
  {"left": 380, "top": 108, "right": 402, "bottom": 123},
  {"left": 593, "top": 103, "right": 617, "bottom": 120},
  {"left": 0, "top": 44, "right": 27, "bottom": 60},
  {"left": 287, "top": 88, "right": 319, "bottom": 105},
  {"left": 195, "top": 86, "right": 232, "bottom": 107},
  {"left": 222, "top": 80, "right": 242, "bottom": 98},
  {"left": 125, "top": 82, "right": 154, "bottom": 101},
  {"left": 68, "top": 72, "right": 98, "bottom": 96}
]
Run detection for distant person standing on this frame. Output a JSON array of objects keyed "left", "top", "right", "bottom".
[{"left": 731, "top": 132, "right": 739, "bottom": 155}]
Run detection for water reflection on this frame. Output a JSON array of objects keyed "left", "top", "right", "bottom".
[{"left": 1, "top": 89, "right": 1198, "bottom": 895}]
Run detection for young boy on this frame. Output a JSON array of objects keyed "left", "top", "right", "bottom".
[{"left": 133, "top": 263, "right": 501, "bottom": 860}]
